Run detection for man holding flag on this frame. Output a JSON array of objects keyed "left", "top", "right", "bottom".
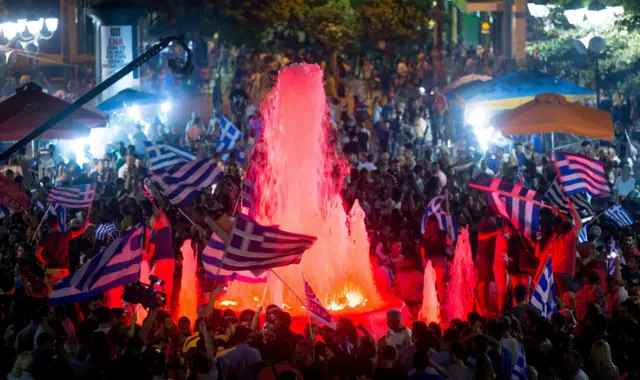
[{"left": 36, "top": 213, "right": 90, "bottom": 293}]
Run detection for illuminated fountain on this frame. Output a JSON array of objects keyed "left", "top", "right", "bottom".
[{"left": 217, "top": 64, "right": 400, "bottom": 335}]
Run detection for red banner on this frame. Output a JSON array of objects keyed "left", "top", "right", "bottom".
[{"left": 0, "top": 173, "right": 28, "bottom": 211}]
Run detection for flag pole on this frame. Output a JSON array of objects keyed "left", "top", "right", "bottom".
[
  {"left": 31, "top": 203, "right": 53, "bottom": 243},
  {"left": 269, "top": 269, "right": 306, "bottom": 307},
  {"left": 259, "top": 272, "right": 270, "bottom": 306},
  {"left": 469, "top": 183, "right": 556, "bottom": 212},
  {"left": 302, "top": 273, "right": 316, "bottom": 351}
]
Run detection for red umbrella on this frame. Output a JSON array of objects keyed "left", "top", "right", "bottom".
[{"left": 0, "top": 82, "right": 107, "bottom": 141}]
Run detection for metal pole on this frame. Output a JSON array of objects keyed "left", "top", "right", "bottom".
[
  {"left": 0, "top": 35, "right": 189, "bottom": 162},
  {"left": 595, "top": 56, "right": 601, "bottom": 108}
]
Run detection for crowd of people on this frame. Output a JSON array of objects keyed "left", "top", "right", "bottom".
[{"left": 0, "top": 46, "right": 640, "bottom": 380}]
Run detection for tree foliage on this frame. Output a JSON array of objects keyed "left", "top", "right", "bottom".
[
  {"left": 526, "top": 2, "right": 640, "bottom": 95},
  {"left": 357, "top": 0, "right": 429, "bottom": 42},
  {"left": 305, "top": 0, "right": 359, "bottom": 53}
]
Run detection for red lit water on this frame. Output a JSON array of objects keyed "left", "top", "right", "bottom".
[
  {"left": 443, "top": 228, "right": 477, "bottom": 324},
  {"left": 220, "top": 64, "right": 387, "bottom": 322}
]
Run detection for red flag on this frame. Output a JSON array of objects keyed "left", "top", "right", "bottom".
[
  {"left": 0, "top": 173, "right": 28, "bottom": 210},
  {"left": 302, "top": 274, "right": 336, "bottom": 329}
]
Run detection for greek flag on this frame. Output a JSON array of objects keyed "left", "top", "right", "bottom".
[
  {"left": 240, "top": 180, "right": 254, "bottom": 209},
  {"left": 530, "top": 256, "right": 557, "bottom": 320},
  {"left": 511, "top": 345, "right": 529, "bottom": 380},
  {"left": 47, "top": 202, "right": 67, "bottom": 232},
  {"left": 48, "top": 183, "right": 96, "bottom": 209},
  {"left": 0, "top": 205, "right": 11, "bottom": 219},
  {"left": 150, "top": 158, "right": 224, "bottom": 208},
  {"left": 607, "top": 241, "right": 624, "bottom": 277},
  {"left": 50, "top": 225, "right": 145, "bottom": 306},
  {"left": 219, "top": 213, "right": 317, "bottom": 272},
  {"left": 545, "top": 177, "right": 594, "bottom": 218},
  {"left": 420, "top": 195, "right": 445, "bottom": 234},
  {"left": 95, "top": 222, "right": 117, "bottom": 241},
  {"left": 144, "top": 141, "right": 197, "bottom": 173},
  {"left": 604, "top": 204, "right": 634, "bottom": 227},
  {"left": 216, "top": 116, "right": 243, "bottom": 162},
  {"left": 578, "top": 226, "right": 588, "bottom": 243},
  {"left": 201, "top": 230, "right": 267, "bottom": 283},
  {"left": 303, "top": 273, "right": 337, "bottom": 329},
  {"left": 553, "top": 152, "right": 610, "bottom": 198}
]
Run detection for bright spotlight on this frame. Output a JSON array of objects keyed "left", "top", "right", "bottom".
[
  {"left": 465, "top": 106, "right": 497, "bottom": 152},
  {"left": 126, "top": 104, "right": 141, "bottom": 122},
  {"left": 419, "top": 87, "right": 426, "bottom": 95},
  {"left": 160, "top": 101, "right": 171, "bottom": 114}
]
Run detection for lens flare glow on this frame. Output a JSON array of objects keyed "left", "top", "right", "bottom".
[
  {"left": 160, "top": 101, "right": 171, "bottom": 114},
  {"left": 126, "top": 104, "right": 141, "bottom": 122}
]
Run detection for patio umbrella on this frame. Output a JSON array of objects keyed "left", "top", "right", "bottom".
[
  {"left": 458, "top": 71, "right": 595, "bottom": 111},
  {"left": 491, "top": 93, "right": 613, "bottom": 141},
  {"left": 0, "top": 83, "right": 107, "bottom": 142},
  {"left": 442, "top": 74, "right": 492, "bottom": 94},
  {"left": 98, "top": 88, "right": 164, "bottom": 112}
]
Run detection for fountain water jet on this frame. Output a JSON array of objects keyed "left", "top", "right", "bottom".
[{"left": 219, "top": 64, "right": 399, "bottom": 335}]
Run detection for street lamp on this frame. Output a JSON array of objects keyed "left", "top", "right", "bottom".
[
  {"left": 573, "top": 35, "right": 606, "bottom": 108},
  {"left": 0, "top": 14, "right": 59, "bottom": 83}
]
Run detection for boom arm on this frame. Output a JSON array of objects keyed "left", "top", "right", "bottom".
[{"left": 0, "top": 35, "right": 192, "bottom": 162}]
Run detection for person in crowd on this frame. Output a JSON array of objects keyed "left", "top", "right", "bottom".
[{"left": 36, "top": 214, "right": 89, "bottom": 292}]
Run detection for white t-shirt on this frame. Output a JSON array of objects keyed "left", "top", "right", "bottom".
[
  {"left": 615, "top": 176, "right": 636, "bottom": 197},
  {"left": 118, "top": 163, "right": 129, "bottom": 179}
]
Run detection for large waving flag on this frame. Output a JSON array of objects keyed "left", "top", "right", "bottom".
[
  {"left": 50, "top": 225, "right": 144, "bottom": 305},
  {"left": 604, "top": 204, "right": 634, "bottom": 227},
  {"left": 474, "top": 178, "right": 543, "bottom": 241},
  {"left": 201, "top": 230, "right": 268, "bottom": 283},
  {"left": 48, "top": 183, "right": 96, "bottom": 209},
  {"left": 150, "top": 158, "right": 223, "bottom": 208},
  {"left": 511, "top": 345, "right": 529, "bottom": 380},
  {"left": 546, "top": 177, "right": 594, "bottom": 218},
  {"left": 219, "top": 213, "right": 317, "bottom": 273},
  {"left": 530, "top": 256, "right": 557, "bottom": 320},
  {"left": 303, "top": 274, "right": 337, "bottom": 329},
  {"left": 144, "top": 141, "right": 197, "bottom": 173},
  {"left": 216, "top": 116, "right": 243, "bottom": 162},
  {"left": 553, "top": 152, "right": 610, "bottom": 198}
]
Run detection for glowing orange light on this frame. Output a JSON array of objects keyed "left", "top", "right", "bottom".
[{"left": 218, "top": 300, "right": 238, "bottom": 307}]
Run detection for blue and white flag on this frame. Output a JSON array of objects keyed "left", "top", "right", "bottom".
[
  {"left": 240, "top": 179, "right": 254, "bottom": 209},
  {"left": 511, "top": 345, "right": 529, "bottom": 380},
  {"left": 605, "top": 204, "right": 634, "bottom": 227},
  {"left": 144, "top": 141, "right": 197, "bottom": 173},
  {"left": 420, "top": 195, "right": 445, "bottom": 234},
  {"left": 36, "top": 201, "right": 45, "bottom": 211},
  {"left": 578, "top": 226, "right": 588, "bottom": 243},
  {"left": 553, "top": 152, "right": 610, "bottom": 198},
  {"left": 220, "top": 213, "right": 317, "bottom": 272},
  {"left": 472, "top": 178, "right": 543, "bottom": 242},
  {"left": 436, "top": 213, "right": 458, "bottom": 244},
  {"left": 46, "top": 202, "right": 67, "bottom": 232},
  {"left": 216, "top": 116, "right": 243, "bottom": 162},
  {"left": 48, "top": 183, "right": 96, "bottom": 209},
  {"left": 546, "top": 177, "right": 594, "bottom": 218},
  {"left": 201, "top": 230, "right": 268, "bottom": 283},
  {"left": 531, "top": 256, "right": 557, "bottom": 320},
  {"left": 49, "top": 225, "right": 145, "bottom": 306},
  {"left": 95, "top": 222, "right": 117, "bottom": 241},
  {"left": 0, "top": 205, "right": 11, "bottom": 219},
  {"left": 150, "top": 158, "right": 223, "bottom": 208}
]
